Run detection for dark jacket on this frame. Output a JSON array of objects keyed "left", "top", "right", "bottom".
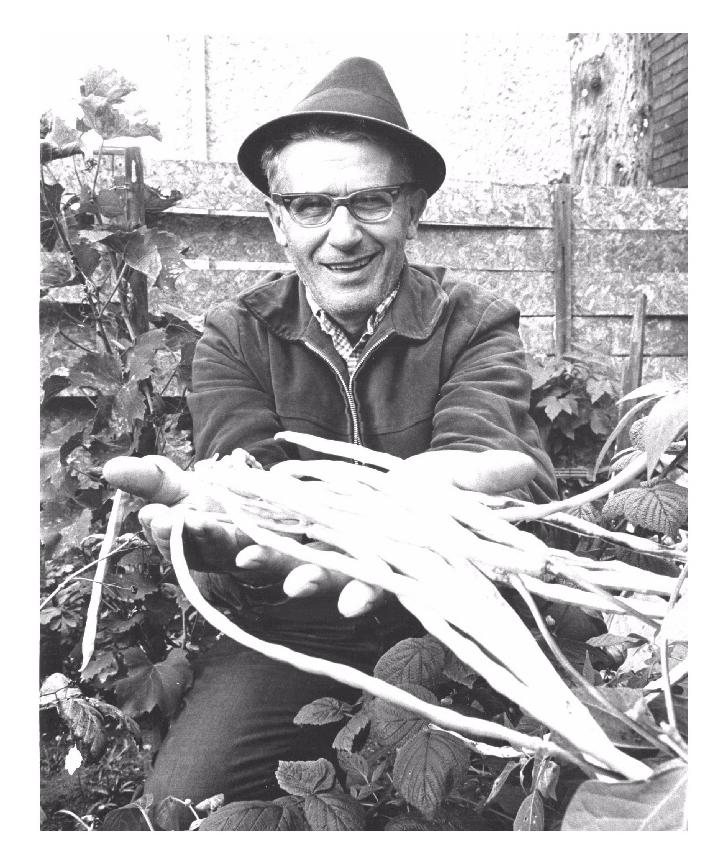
[{"left": 189, "top": 261, "right": 557, "bottom": 502}]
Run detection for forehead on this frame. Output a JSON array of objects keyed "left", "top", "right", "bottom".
[{"left": 273, "top": 137, "right": 402, "bottom": 193}]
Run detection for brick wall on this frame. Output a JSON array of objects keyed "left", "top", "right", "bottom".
[{"left": 650, "top": 34, "right": 688, "bottom": 187}]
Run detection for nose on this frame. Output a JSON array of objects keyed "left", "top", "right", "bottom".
[{"left": 326, "top": 203, "right": 363, "bottom": 249}]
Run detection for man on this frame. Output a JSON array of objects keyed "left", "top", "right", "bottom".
[{"left": 106, "top": 57, "right": 558, "bottom": 824}]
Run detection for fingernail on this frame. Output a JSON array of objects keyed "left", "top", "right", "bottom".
[{"left": 283, "top": 579, "right": 320, "bottom": 598}]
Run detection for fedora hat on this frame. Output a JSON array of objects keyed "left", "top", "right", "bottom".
[{"left": 237, "top": 57, "right": 446, "bottom": 198}]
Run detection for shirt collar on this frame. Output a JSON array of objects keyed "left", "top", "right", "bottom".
[{"left": 304, "top": 283, "right": 399, "bottom": 345}]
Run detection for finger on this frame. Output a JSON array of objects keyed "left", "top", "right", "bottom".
[
  {"left": 138, "top": 503, "right": 169, "bottom": 546},
  {"left": 283, "top": 565, "right": 349, "bottom": 599},
  {"left": 337, "top": 580, "right": 385, "bottom": 617},
  {"left": 144, "top": 505, "right": 175, "bottom": 561},
  {"left": 235, "top": 544, "right": 299, "bottom": 576}
]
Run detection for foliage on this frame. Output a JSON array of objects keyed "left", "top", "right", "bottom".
[
  {"left": 39, "top": 68, "right": 214, "bottom": 830},
  {"left": 527, "top": 348, "right": 620, "bottom": 468}
]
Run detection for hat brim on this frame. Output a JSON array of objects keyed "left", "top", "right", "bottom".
[{"left": 237, "top": 110, "right": 446, "bottom": 198}]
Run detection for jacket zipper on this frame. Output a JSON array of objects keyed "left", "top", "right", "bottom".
[{"left": 303, "top": 332, "right": 393, "bottom": 446}]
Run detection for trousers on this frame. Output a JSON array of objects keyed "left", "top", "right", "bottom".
[{"left": 142, "top": 593, "right": 422, "bottom": 823}]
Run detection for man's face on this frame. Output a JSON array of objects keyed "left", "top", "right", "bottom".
[{"left": 265, "top": 137, "right": 427, "bottom": 336}]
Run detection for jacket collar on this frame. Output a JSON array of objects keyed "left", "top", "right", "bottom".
[{"left": 241, "top": 261, "right": 449, "bottom": 342}]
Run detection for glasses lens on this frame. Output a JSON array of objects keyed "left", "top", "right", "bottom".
[
  {"left": 289, "top": 194, "right": 332, "bottom": 225},
  {"left": 350, "top": 189, "right": 394, "bottom": 222}
]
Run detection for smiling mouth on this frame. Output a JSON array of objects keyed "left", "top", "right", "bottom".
[{"left": 322, "top": 253, "right": 377, "bottom": 273}]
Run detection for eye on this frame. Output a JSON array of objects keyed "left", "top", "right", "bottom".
[
  {"left": 352, "top": 191, "right": 392, "bottom": 215},
  {"left": 290, "top": 195, "right": 330, "bottom": 218}
]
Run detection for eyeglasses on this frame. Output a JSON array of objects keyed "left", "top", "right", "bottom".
[{"left": 270, "top": 184, "right": 413, "bottom": 227}]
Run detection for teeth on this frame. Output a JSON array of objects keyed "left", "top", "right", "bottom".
[{"left": 326, "top": 256, "right": 373, "bottom": 271}]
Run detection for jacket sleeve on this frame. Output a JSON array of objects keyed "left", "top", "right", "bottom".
[
  {"left": 430, "top": 295, "right": 558, "bottom": 503},
  {"left": 186, "top": 302, "right": 292, "bottom": 467}
]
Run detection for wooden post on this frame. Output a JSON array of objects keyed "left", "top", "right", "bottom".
[
  {"left": 616, "top": 292, "right": 647, "bottom": 449},
  {"left": 553, "top": 180, "right": 573, "bottom": 357}
]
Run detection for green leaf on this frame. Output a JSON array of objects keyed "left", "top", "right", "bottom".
[
  {"left": 370, "top": 683, "right": 437, "bottom": 747},
  {"left": 586, "top": 633, "right": 647, "bottom": 650},
  {"left": 442, "top": 650, "right": 480, "bottom": 689},
  {"left": 153, "top": 796, "right": 196, "bottom": 831},
  {"left": 513, "top": 791, "right": 545, "bottom": 830},
  {"left": 332, "top": 712, "right": 370, "bottom": 752},
  {"left": 113, "top": 647, "right": 193, "bottom": 719},
  {"left": 589, "top": 408, "right": 613, "bottom": 435},
  {"left": 126, "top": 328, "right": 166, "bottom": 380},
  {"left": 586, "top": 376, "right": 614, "bottom": 403},
  {"left": 531, "top": 755, "right": 559, "bottom": 801},
  {"left": 294, "top": 696, "right": 349, "bottom": 726},
  {"left": 197, "top": 800, "right": 297, "bottom": 831},
  {"left": 643, "top": 389, "right": 687, "bottom": 478},
  {"left": 67, "top": 352, "right": 123, "bottom": 394},
  {"left": 150, "top": 229, "right": 188, "bottom": 287},
  {"left": 620, "top": 481, "right": 688, "bottom": 538},
  {"left": 275, "top": 758, "right": 336, "bottom": 797},
  {"left": 124, "top": 228, "right": 162, "bottom": 281},
  {"left": 618, "top": 378, "right": 678, "bottom": 404},
  {"left": 40, "top": 181, "right": 64, "bottom": 250},
  {"left": 40, "top": 504, "right": 92, "bottom": 557},
  {"left": 574, "top": 687, "right": 658, "bottom": 749},
  {"left": 373, "top": 635, "right": 446, "bottom": 688},
  {"left": 485, "top": 760, "right": 519, "bottom": 806},
  {"left": 80, "top": 648, "right": 119, "bottom": 684},
  {"left": 110, "top": 382, "right": 147, "bottom": 434},
  {"left": 101, "top": 804, "right": 153, "bottom": 830},
  {"left": 392, "top": 729, "right": 470, "bottom": 818},
  {"left": 73, "top": 240, "right": 100, "bottom": 278},
  {"left": 271, "top": 795, "right": 310, "bottom": 830},
  {"left": 537, "top": 394, "right": 564, "bottom": 421},
  {"left": 303, "top": 790, "right": 366, "bottom": 831},
  {"left": 57, "top": 698, "right": 107, "bottom": 762},
  {"left": 561, "top": 763, "right": 687, "bottom": 830},
  {"left": 41, "top": 260, "right": 76, "bottom": 290}
]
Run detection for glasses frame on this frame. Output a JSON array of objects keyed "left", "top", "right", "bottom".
[{"left": 270, "top": 184, "right": 414, "bottom": 227}]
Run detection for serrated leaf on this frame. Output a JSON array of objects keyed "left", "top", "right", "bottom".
[
  {"left": 41, "top": 260, "right": 75, "bottom": 290},
  {"left": 275, "top": 758, "right": 336, "bottom": 797},
  {"left": 293, "top": 696, "right": 348, "bottom": 726},
  {"left": 57, "top": 698, "right": 107, "bottom": 762},
  {"left": 513, "top": 791, "right": 545, "bottom": 830},
  {"left": 196, "top": 800, "right": 296, "bottom": 831},
  {"left": 195, "top": 793, "right": 225, "bottom": 813},
  {"left": 622, "top": 481, "right": 688, "bottom": 538},
  {"left": 442, "top": 651, "right": 480, "bottom": 688},
  {"left": 40, "top": 182, "right": 64, "bottom": 250},
  {"left": 124, "top": 228, "right": 162, "bottom": 281},
  {"left": 335, "top": 750, "right": 370, "bottom": 785},
  {"left": 374, "top": 635, "right": 446, "bottom": 688},
  {"left": 80, "top": 648, "right": 119, "bottom": 683},
  {"left": 126, "top": 328, "right": 166, "bottom": 380},
  {"left": 110, "top": 382, "right": 147, "bottom": 434},
  {"left": 39, "top": 673, "right": 81, "bottom": 707},
  {"left": 332, "top": 712, "right": 370, "bottom": 752},
  {"left": 575, "top": 686, "right": 658, "bottom": 748},
  {"left": 73, "top": 240, "right": 100, "bottom": 278},
  {"left": 113, "top": 647, "right": 193, "bottom": 719},
  {"left": 561, "top": 764, "right": 687, "bottom": 830},
  {"left": 392, "top": 729, "right": 470, "bottom": 818},
  {"left": 589, "top": 408, "right": 613, "bottom": 435},
  {"left": 644, "top": 389, "right": 688, "bottom": 478},
  {"left": 370, "top": 683, "right": 437, "bottom": 747},
  {"left": 629, "top": 417, "right": 647, "bottom": 450},
  {"left": 67, "top": 352, "right": 123, "bottom": 394},
  {"left": 602, "top": 490, "right": 628, "bottom": 520},
  {"left": 303, "top": 790, "right": 366, "bottom": 831},
  {"left": 537, "top": 394, "right": 564, "bottom": 421},
  {"left": 271, "top": 795, "right": 310, "bottom": 830}
]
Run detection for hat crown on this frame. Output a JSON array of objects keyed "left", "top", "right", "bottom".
[{"left": 295, "top": 57, "right": 409, "bottom": 128}]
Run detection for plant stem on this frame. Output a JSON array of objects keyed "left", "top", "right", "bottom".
[
  {"left": 498, "top": 453, "right": 647, "bottom": 523},
  {"left": 40, "top": 543, "right": 137, "bottom": 610},
  {"left": 508, "top": 575, "right": 673, "bottom": 756}
]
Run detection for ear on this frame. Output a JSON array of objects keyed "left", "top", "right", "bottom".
[
  {"left": 405, "top": 188, "right": 428, "bottom": 240},
  {"left": 265, "top": 199, "right": 288, "bottom": 247}
]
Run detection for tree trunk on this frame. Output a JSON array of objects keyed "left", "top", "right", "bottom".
[{"left": 569, "top": 33, "right": 653, "bottom": 186}]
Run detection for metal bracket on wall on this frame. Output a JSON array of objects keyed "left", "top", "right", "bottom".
[{"left": 552, "top": 181, "right": 573, "bottom": 357}]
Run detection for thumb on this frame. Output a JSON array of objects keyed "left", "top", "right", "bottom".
[{"left": 103, "top": 456, "right": 197, "bottom": 504}]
